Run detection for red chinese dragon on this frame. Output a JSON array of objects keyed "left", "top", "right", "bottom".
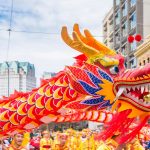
[{"left": 0, "top": 24, "right": 150, "bottom": 144}]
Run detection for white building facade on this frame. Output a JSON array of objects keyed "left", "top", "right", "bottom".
[
  {"left": 0, "top": 61, "right": 36, "bottom": 97},
  {"left": 42, "top": 72, "right": 56, "bottom": 79}
]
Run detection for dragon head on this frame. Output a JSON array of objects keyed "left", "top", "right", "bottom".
[
  {"left": 61, "top": 24, "right": 125, "bottom": 75},
  {"left": 112, "top": 64, "right": 150, "bottom": 118},
  {"left": 61, "top": 24, "right": 150, "bottom": 119}
]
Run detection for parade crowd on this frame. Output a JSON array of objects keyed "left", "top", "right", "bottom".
[{"left": 1, "top": 128, "right": 150, "bottom": 150}]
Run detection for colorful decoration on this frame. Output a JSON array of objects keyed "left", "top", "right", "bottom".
[
  {"left": 128, "top": 34, "right": 142, "bottom": 43},
  {"left": 128, "top": 35, "right": 134, "bottom": 43},
  {"left": 0, "top": 24, "right": 150, "bottom": 144},
  {"left": 135, "top": 34, "right": 142, "bottom": 42}
]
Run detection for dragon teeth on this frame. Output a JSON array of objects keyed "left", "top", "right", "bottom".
[
  {"left": 132, "top": 86, "right": 136, "bottom": 90},
  {"left": 136, "top": 86, "right": 140, "bottom": 90},
  {"left": 141, "top": 86, "right": 145, "bottom": 93},
  {"left": 114, "top": 87, "right": 125, "bottom": 101},
  {"left": 116, "top": 83, "right": 150, "bottom": 107},
  {"left": 116, "top": 87, "right": 125, "bottom": 98},
  {"left": 127, "top": 87, "right": 131, "bottom": 91},
  {"left": 145, "top": 85, "right": 149, "bottom": 92}
]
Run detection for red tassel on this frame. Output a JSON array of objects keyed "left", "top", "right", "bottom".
[
  {"left": 94, "top": 110, "right": 132, "bottom": 141},
  {"left": 116, "top": 116, "right": 149, "bottom": 144}
]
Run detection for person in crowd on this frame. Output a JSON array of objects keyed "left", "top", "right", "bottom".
[
  {"left": 125, "top": 137, "right": 145, "bottom": 150},
  {"left": 40, "top": 130, "right": 53, "bottom": 150},
  {"left": 78, "top": 129, "right": 96, "bottom": 150},
  {"left": 139, "top": 139, "right": 150, "bottom": 150},
  {"left": 52, "top": 133, "right": 69, "bottom": 150},
  {"left": 30, "top": 134, "right": 40, "bottom": 150},
  {"left": 6, "top": 133, "right": 27, "bottom": 150},
  {"left": 64, "top": 128, "right": 78, "bottom": 150}
]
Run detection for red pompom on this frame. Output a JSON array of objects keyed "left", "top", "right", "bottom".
[
  {"left": 135, "top": 34, "right": 142, "bottom": 42},
  {"left": 128, "top": 35, "right": 134, "bottom": 43}
]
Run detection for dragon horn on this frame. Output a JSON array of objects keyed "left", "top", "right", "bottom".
[
  {"left": 73, "top": 24, "right": 116, "bottom": 56},
  {"left": 72, "top": 31, "right": 100, "bottom": 56},
  {"left": 61, "top": 26, "right": 99, "bottom": 57},
  {"left": 73, "top": 24, "right": 87, "bottom": 43},
  {"left": 84, "top": 29, "right": 116, "bottom": 56}
]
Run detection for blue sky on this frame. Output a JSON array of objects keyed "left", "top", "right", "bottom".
[{"left": 0, "top": 0, "right": 113, "bottom": 84}]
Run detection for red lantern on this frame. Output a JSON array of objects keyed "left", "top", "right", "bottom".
[
  {"left": 135, "top": 34, "right": 142, "bottom": 42},
  {"left": 128, "top": 35, "right": 134, "bottom": 43}
]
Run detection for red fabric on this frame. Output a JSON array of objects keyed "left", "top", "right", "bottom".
[
  {"left": 30, "top": 137, "right": 40, "bottom": 147},
  {"left": 116, "top": 116, "right": 149, "bottom": 144},
  {"left": 94, "top": 110, "right": 133, "bottom": 141},
  {"left": 94, "top": 111, "right": 149, "bottom": 144}
]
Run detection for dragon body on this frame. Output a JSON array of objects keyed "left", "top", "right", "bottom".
[{"left": 0, "top": 24, "right": 150, "bottom": 143}]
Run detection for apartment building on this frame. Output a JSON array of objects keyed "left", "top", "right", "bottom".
[{"left": 103, "top": 0, "right": 150, "bottom": 68}]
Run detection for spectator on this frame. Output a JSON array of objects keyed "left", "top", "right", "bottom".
[{"left": 5, "top": 133, "right": 27, "bottom": 150}]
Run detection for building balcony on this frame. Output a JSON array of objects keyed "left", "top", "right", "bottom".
[
  {"left": 109, "top": 30, "right": 113, "bottom": 38},
  {"left": 130, "top": 0, "right": 136, "bottom": 8},
  {"left": 121, "top": 36, "right": 127, "bottom": 44},
  {"left": 128, "top": 50, "right": 135, "bottom": 56},
  {"left": 109, "top": 43, "right": 114, "bottom": 49},
  {"left": 109, "top": 36, "right": 113, "bottom": 43},
  {"left": 115, "top": 24, "right": 120, "bottom": 31},
  {"left": 129, "top": 5, "right": 136, "bottom": 15},
  {"left": 104, "top": 37, "right": 107, "bottom": 42},
  {"left": 121, "top": 15, "right": 127, "bottom": 23},
  {"left": 109, "top": 14, "right": 113, "bottom": 21},
  {"left": 114, "top": 5, "right": 120, "bottom": 13},
  {"left": 129, "top": 27, "right": 136, "bottom": 35},
  {"left": 103, "top": 22, "right": 107, "bottom": 31},
  {"left": 121, "top": 0, "right": 126, "bottom": 6},
  {"left": 103, "top": 33, "right": 107, "bottom": 40},
  {"left": 121, "top": 39, "right": 127, "bottom": 47},
  {"left": 114, "top": 43, "right": 120, "bottom": 50},
  {"left": 109, "top": 25, "right": 114, "bottom": 35},
  {"left": 109, "top": 18, "right": 113, "bottom": 25},
  {"left": 103, "top": 26, "right": 107, "bottom": 32}
]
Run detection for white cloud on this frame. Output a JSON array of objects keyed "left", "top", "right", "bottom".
[{"left": 0, "top": 0, "right": 113, "bottom": 84}]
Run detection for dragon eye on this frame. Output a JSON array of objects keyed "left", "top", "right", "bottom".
[{"left": 109, "top": 66, "right": 119, "bottom": 74}]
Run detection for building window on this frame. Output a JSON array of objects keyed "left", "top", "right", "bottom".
[
  {"left": 122, "top": 22, "right": 127, "bottom": 37},
  {"left": 130, "top": 58, "right": 137, "bottom": 68},
  {"left": 109, "top": 24, "right": 113, "bottom": 33},
  {"left": 130, "top": 0, "right": 136, "bottom": 7},
  {"left": 121, "top": 44, "right": 127, "bottom": 55},
  {"left": 115, "top": 10, "right": 120, "bottom": 25},
  {"left": 130, "top": 40, "right": 136, "bottom": 51},
  {"left": 115, "top": 32, "right": 120, "bottom": 45},
  {"left": 109, "top": 42, "right": 114, "bottom": 49},
  {"left": 116, "top": 0, "right": 120, "bottom": 6},
  {"left": 130, "top": 12, "right": 136, "bottom": 29},
  {"left": 122, "top": 1, "right": 127, "bottom": 17},
  {"left": 104, "top": 40, "right": 107, "bottom": 46}
]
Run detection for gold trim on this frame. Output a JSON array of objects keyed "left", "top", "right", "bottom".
[{"left": 119, "top": 97, "right": 150, "bottom": 112}]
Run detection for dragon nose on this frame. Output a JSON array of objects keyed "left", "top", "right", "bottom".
[{"left": 128, "top": 63, "right": 150, "bottom": 78}]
